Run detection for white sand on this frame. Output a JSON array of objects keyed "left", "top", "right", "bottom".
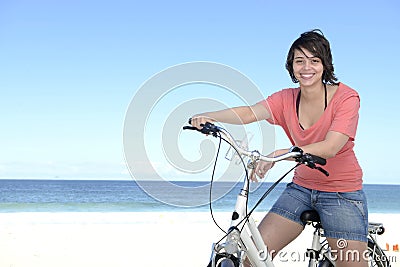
[{"left": 0, "top": 212, "right": 398, "bottom": 267}]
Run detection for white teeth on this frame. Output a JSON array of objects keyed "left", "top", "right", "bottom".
[{"left": 301, "top": 74, "right": 314, "bottom": 79}]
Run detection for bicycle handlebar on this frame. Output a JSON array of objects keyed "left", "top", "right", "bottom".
[
  {"left": 184, "top": 122, "right": 301, "bottom": 162},
  {"left": 183, "top": 120, "right": 329, "bottom": 176}
]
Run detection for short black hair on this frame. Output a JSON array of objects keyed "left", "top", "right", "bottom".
[{"left": 286, "top": 29, "right": 338, "bottom": 85}]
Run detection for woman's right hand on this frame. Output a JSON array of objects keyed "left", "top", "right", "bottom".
[
  {"left": 190, "top": 114, "right": 216, "bottom": 130},
  {"left": 251, "top": 160, "right": 275, "bottom": 181}
]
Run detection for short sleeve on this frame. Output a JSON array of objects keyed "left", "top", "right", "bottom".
[
  {"left": 258, "top": 89, "right": 289, "bottom": 126},
  {"left": 329, "top": 94, "right": 360, "bottom": 141}
]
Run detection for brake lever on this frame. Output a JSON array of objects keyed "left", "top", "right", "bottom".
[
  {"left": 296, "top": 153, "right": 329, "bottom": 177},
  {"left": 182, "top": 122, "right": 220, "bottom": 137},
  {"left": 316, "top": 166, "right": 329, "bottom": 177},
  {"left": 303, "top": 161, "right": 329, "bottom": 177}
]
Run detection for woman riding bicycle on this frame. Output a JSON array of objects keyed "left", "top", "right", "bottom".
[{"left": 190, "top": 30, "right": 368, "bottom": 267}]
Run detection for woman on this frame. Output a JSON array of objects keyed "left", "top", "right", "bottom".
[{"left": 190, "top": 30, "right": 368, "bottom": 266}]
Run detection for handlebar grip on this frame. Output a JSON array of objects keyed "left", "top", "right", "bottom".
[
  {"left": 183, "top": 120, "right": 220, "bottom": 136},
  {"left": 183, "top": 126, "right": 197, "bottom": 131},
  {"left": 295, "top": 153, "right": 326, "bottom": 166},
  {"left": 308, "top": 154, "right": 326, "bottom": 166},
  {"left": 290, "top": 146, "right": 325, "bottom": 165}
]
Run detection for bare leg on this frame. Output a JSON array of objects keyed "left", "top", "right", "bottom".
[
  {"left": 327, "top": 238, "right": 368, "bottom": 267},
  {"left": 258, "top": 213, "right": 304, "bottom": 257},
  {"left": 244, "top": 212, "right": 303, "bottom": 266}
]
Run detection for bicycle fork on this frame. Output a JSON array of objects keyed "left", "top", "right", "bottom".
[{"left": 210, "top": 180, "right": 274, "bottom": 267}]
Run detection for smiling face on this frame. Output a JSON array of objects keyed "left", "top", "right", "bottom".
[
  {"left": 285, "top": 30, "right": 338, "bottom": 85},
  {"left": 293, "top": 48, "right": 324, "bottom": 88}
]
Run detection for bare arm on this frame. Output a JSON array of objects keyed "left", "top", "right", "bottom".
[
  {"left": 254, "top": 131, "right": 348, "bottom": 179},
  {"left": 190, "top": 102, "right": 271, "bottom": 129},
  {"left": 268, "top": 131, "right": 349, "bottom": 160},
  {"left": 299, "top": 131, "right": 349, "bottom": 159}
]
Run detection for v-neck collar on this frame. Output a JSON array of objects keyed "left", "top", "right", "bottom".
[{"left": 294, "top": 83, "right": 341, "bottom": 131}]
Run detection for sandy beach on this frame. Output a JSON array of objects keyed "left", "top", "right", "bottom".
[{"left": 0, "top": 212, "right": 398, "bottom": 267}]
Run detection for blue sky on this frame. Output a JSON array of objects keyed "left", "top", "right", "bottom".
[{"left": 0, "top": 0, "right": 399, "bottom": 184}]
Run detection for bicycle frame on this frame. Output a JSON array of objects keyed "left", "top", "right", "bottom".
[
  {"left": 210, "top": 173, "right": 273, "bottom": 267},
  {"left": 209, "top": 172, "right": 336, "bottom": 267},
  {"left": 183, "top": 123, "right": 326, "bottom": 266},
  {"left": 209, "top": 180, "right": 391, "bottom": 267},
  {"left": 306, "top": 224, "right": 335, "bottom": 267},
  {"left": 184, "top": 122, "right": 389, "bottom": 267}
]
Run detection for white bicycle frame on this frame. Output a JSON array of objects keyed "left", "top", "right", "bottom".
[
  {"left": 209, "top": 171, "right": 334, "bottom": 267},
  {"left": 186, "top": 123, "right": 388, "bottom": 267},
  {"left": 204, "top": 126, "right": 333, "bottom": 267},
  {"left": 208, "top": 174, "right": 389, "bottom": 267},
  {"left": 210, "top": 174, "right": 274, "bottom": 267}
]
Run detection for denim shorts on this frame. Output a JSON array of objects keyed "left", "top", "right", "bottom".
[{"left": 269, "top": 182, "right": 368, "bottom": 242}]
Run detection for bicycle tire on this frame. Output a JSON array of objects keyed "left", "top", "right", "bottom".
[
  {"left": 207, "top": 253, "right": 240, "bottom": 267},
  {"left": 368, "top": 239, "right": 391, "bottom": 267},
  {"left": 218, "top": 258, "right": 236, "bottom": 267},
  {"left": 318, "top": 258, "right": 334, "bottom": 267}
]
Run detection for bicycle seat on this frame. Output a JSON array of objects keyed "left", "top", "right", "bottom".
[{"left": 300, "top": 210, "right": 320, "bottom": 224}]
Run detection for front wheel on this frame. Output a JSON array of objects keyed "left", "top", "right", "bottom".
[
  {"left": 207, "top": 253, "right": 240, "bottom": 267},
  {"left": 318, "top": 258, "right": 334, "bottom": 267},
  {"left": 218, "top": 258, "right": 236, "bottom": 267}
]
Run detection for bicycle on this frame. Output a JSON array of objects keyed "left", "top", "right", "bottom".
[{"left": 183, "top": 121, "right": 391, "bottom": 267}]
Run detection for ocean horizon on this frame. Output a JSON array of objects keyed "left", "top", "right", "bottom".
[
  {"left": 1, "top": 179, "right": 399, "bottom": 214},
  {"left": 1, "top": 178, "right": 399, "bottom": 185}
]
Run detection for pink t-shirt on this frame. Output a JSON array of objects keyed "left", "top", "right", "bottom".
[{"left": 259, "top": 83, "right": 363, "bottom": 192}]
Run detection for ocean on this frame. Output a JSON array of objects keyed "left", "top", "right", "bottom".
[{"left": 0, "top": 179, "right": 399, "bottom": 213}]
